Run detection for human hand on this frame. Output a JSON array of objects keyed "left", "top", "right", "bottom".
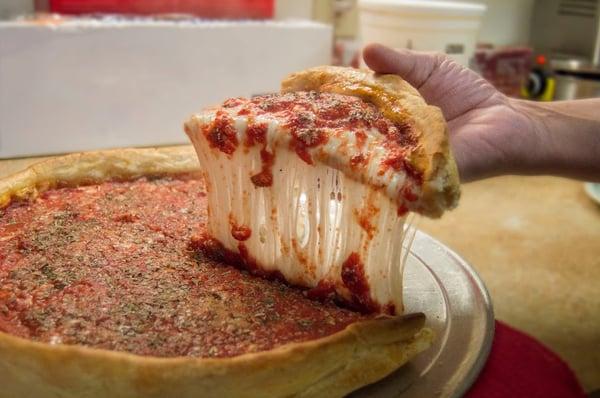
[{"left": 363, "top": 43, "right": 544, "bottom": 182}]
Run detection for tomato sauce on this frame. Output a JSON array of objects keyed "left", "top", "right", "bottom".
[
  {"left": 204, "top": 110, "right": 238, "bottom": 155},
  {"left": 216, "top": 91, "right": 421, "bottom": 184},
  {"left": 250, "top": 148, "right": 275, "bottom": 188},
  {"left": 0, "top": 177, "right": 370, "bottom": 358},
  {"left": 341, "top": 252, "right": 380, "bottom": 314}
]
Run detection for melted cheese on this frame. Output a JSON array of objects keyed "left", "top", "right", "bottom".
[{"left": 186, "top": 104, "right": 418, "bottom": 314}]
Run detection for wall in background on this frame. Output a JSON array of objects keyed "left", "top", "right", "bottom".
[
  {"left": 275, "top": 0, "right": 314, "bottom": 20},
  {"left": 451, "top": 0, "right": 535, "bottom": 46},
  {"left": 1, "top": 0, "right": 537, "bottom": 47},
  {"left": 279, "top": 0, "right": 536, "bottom": 46},
  {"left": 0, "top": 0, "right": 33, "bottom": 19}
]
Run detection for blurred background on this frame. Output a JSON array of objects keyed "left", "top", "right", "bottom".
[
  {"left": 1, "top": 1, "right": 599, "bottom": 394},
  {"left": 2, "top": 0, "right": 600, "bottom": 156}
]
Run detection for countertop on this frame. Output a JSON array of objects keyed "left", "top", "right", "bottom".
[
  {"left": 1, "top": 150, "right": 599, "bottom": 391},
  {"left": 419, "top": 175, "right": 600, "bottom": 392}
]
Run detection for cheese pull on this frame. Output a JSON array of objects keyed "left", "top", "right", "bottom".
[{"left": 185, "top": 67, "right": 459, "bottom": 315}]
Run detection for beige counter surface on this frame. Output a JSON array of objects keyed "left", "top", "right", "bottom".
[
  {"left": 420, "top": 175, "right": 600, "bottom": 392},
  {"left": 1, "top": 152, "right": 599, "bottom": 391}
]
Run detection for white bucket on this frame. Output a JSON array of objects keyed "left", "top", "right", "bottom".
[{"left": 358, "top": 0, "right": 486, "bottom": 67}]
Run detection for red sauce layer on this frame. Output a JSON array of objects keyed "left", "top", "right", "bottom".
[
  {"left": 341, "top": 253, "right": 380, "bottom": 314},
  {"left": 204, "top": 110, "right": 238, "bottom": 155},
  {"left": 250, "top": 148, "right": 275, "bottom": 188},
  {"left": 0, "top": 177, "right": 370, "bottom": 358},
  {"left": 220, "top": 91, "right": 421, "bottom": 181}
]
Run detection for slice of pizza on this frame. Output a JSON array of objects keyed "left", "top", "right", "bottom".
[{"left": 184, "top": 66, "right": 460, "bottom": 315}]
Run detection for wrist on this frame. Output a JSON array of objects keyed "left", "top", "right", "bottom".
[
  {"left": 508, "top": 99, "right": 556, "bottom": 173},
  {"left": 482, "top": 98, "right": 553, "bottom": 177},
  {"left": 512, "top": 99, "right": 600, "bottom": 181}
]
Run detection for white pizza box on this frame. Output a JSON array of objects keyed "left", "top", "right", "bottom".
[{"left": 0, "top": 18, "right": 332, "bottom": 158}]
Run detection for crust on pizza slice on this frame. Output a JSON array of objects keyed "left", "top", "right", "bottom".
[{"left": 281, "top": 65, "right": 460, "bottom": 218}]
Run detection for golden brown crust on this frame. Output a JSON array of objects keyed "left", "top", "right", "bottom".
[
  {"left": 282, "top": 66, "right": 460, "bottom": 217},
  {"left": 0, "top": 147, "right": 433, "bottom": 397},
  {"left": 0, "top": 146, "right": 200, "bottom": 208}
]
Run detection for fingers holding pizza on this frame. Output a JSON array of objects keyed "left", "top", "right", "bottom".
[{"left": 363, "top": 43, "right": 600, "bottom": 182}]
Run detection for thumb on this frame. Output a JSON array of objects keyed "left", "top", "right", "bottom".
[
  {"left": 362, "top": 43, "right": 441, "bottom": 90},
  {"left": 363, "top": 43, "right": 498, "bottom": 121}
]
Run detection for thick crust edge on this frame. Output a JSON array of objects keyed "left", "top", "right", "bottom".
[
  {"left": 0, "top": 146, "right": 433, "bottom": 398},
  {"left": 282, "top": 66, "right": 460, "bottom": 217}
]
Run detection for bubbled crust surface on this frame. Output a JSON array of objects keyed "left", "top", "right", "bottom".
[
  {"left": 282, "top": 66, "right": 460, "bottom": 217},
  {"left": 0, "top": 147, "right": 433, "bottom": 398}
]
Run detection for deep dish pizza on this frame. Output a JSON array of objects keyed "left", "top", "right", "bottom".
[{"left": 0, "top": 66, "right": 459, "bottom": 397}]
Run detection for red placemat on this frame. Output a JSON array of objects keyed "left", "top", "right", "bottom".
[{"left": 466, "top": 321, "right": 586, "bottom": 398}]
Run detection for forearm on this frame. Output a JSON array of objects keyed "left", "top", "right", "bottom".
[{"left": 512, "top": 98, "right": 600, "bottom": 181}]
